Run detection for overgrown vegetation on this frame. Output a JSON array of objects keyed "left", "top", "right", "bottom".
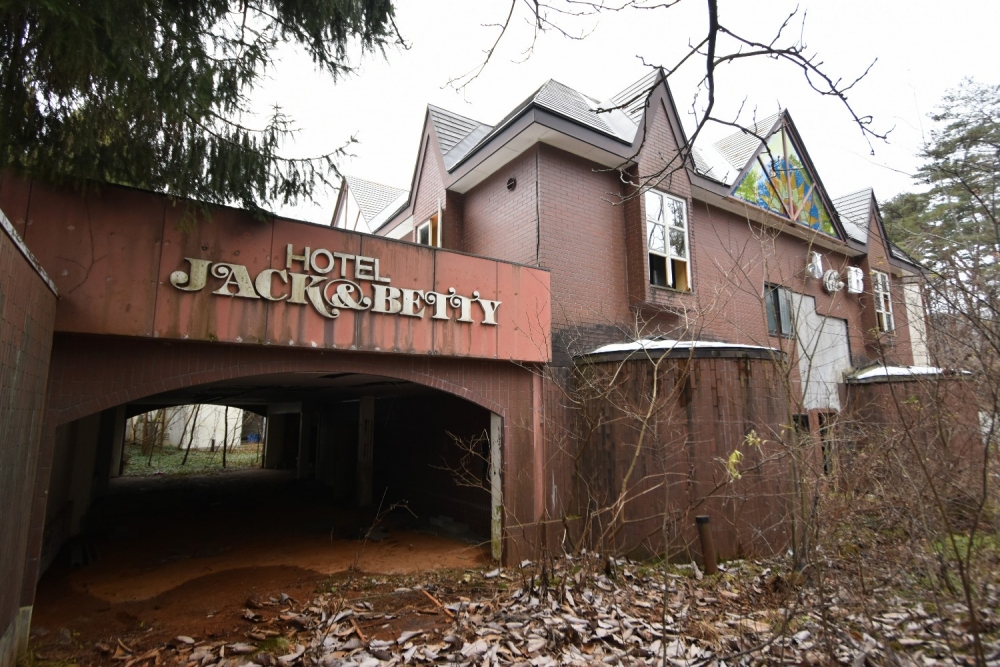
[{"left": 121, "top": 442, "right": 261, "bottom": 477}]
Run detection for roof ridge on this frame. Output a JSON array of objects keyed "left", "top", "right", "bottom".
[
  {"left": 831, "top": 187, "right": 874, "bottom": 201},
  {"left": 610, "top": 70, "right": 662, "bottom": 120},
  {"left": 427, "top": 103, "right": 486, "bottom": 127}
]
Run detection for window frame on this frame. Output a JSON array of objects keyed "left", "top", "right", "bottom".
[
  {"left": 872, "top": 270, "right": 895, "bottom": 333},
  {"left": 415, "top": 214, "right": 440, "bottom": 248},
  {"left": 645, "top": 190, "right": 692, "bottom": 292},
  {"left": 416, "top": 220, "right": 431, "bottom": 245},
  {"left": 765, "top": 283, "right": 795, "bottom": 338}
]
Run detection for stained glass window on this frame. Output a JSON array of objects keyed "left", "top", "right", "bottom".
[{"left": 732, "top": 123, "right": 838, "bottom": 237}]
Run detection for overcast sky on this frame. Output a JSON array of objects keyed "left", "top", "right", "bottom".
[{"left": 253, "top": 0, "right": 999, "bottom": 224}]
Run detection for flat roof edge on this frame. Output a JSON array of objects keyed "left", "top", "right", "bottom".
[{"left": 0, "top": 205, "right": 58, "bottom": 296}]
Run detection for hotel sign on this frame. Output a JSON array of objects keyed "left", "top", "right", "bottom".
[{"left": 169, "top": 244, "right": 501, "bottom": 326}]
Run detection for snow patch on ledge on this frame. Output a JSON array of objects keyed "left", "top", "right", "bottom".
[
  {"left": 586, "top": 339, "right": 779, "bottom": 356},
  {"left": 850, "top": 364, "right": 951, "bottom": 381}
]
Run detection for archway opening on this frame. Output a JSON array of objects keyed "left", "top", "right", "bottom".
[{"left": 33, "top": 372, "right": 496, "bottom": 649}]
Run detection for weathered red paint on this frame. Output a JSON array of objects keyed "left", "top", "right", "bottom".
[
  {"left": 3, "top": 181, "right": 551, "bottom": 363},
  {"left": 156, "top": 204, "right": 272, "bottom": 344},
  {"left": 356, "top": 233, "right": 435, "bottom": 353},
  {"left": 267, "top": 218, "right": 363, "bottom": 349},
  {"left": 16, "top": 181, "right": 165, "bottom": 337},
  {"left": 433, "top": 251, "right": 499, "bottom": 359}
]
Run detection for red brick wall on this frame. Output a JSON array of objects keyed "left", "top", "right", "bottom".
[
  {"left": 381, "top": 93, "right": 928, "bottom": 566},
  {"left": 689, "top": 203, "right": 864, "bottom": 352},
  {"left": 859, "top": 215, "right": 915, "bottom": 366},
  {"left": 462, "top": 147, "right": 539, "bottom": 266},
  {"left": 630, "top": 96, "right": 695, "bottom": 313},
  {"left": 0, "top": 217, "right": 56, "bottom": 644},
  {"left": 537, "top": 144, "right": 632, "bottom": 352},
  {"left": 412, "top": 134, "right": 445, "bottom": 242}
]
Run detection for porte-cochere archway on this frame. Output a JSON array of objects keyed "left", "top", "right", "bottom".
[{"left": 23, "top": 333, "right": 543, "bottom": 608}]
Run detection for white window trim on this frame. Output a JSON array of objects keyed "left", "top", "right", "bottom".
[
  {"left": 872, "top": 270, "right": 895, "bottom": 333},
  {"left": 416, "top": 219, "right": 432, "bottom": 246},
  {"left": 645, "top": 190, "right": 692, "bottom": 291}
]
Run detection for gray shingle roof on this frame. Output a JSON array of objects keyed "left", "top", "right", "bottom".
[
  {"left": 831, "top": 188, "right": 873, "bottom": 244},
  {"left": 691, "top": 147, "right": 715, "bottom": 177},
  {"left": 610, "top": 70, "right": 661, "bottom": 122},
  {"left": 534, "top": 80, "right": 617, "bottom": 137},
  {"left": 889, "top": 241, "right": 921, "bottom": 267},
  {"left": 344, "top": 175, "right": 408, "bottom": 225},
  {"left": 428, "top": 106, "right": 490, "bottom": 154},
  {"left": 712, "top": 112, "right": 783, "bottom": 174},
  {"left": 435, "top": 79, "right": 640, "bottom": 172}
]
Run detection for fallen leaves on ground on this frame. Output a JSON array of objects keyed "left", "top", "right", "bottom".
[{"left": 68, "top": 553, "right": 1000, "bottom": 666}]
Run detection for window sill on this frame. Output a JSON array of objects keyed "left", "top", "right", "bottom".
[
  {"left": 873, "top": 332, "right": 897, "bottom": 346},
  {"left": 649, "top": 284, "right": 693, "bottom": 296}
]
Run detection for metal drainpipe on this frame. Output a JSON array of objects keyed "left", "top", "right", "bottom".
[
  {"left": 695, "top": 515, "right": 718, "bottom": 575},
  {"left": 436, "top": 198, "right": 443, "bottom": 247}
]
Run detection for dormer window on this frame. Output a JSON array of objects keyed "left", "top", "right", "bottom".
[{"left": 645, "top": 190, "right": 691, "bottom": 291}]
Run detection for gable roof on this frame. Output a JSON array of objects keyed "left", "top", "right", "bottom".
[
  {"left": 685, "top": 113, "right": 784, "bottom": 187},
  {"left": 344, "top": 175, "right": 409, "bottom": 226},
  {"left": 335, "top": 175, "right": 410, "bottom": 233},
  {"left": 428, "top": 106, "right": 491, "bottom": 155},
  {"left": 609, "top": 70, "right": 660, "bottom": 123},
  {"left": 439, "top": 79, "right": 641, "bottom": 174},
  {"left": 534, "top": 79, "right": 632, "bottom": 141},
  {"left": 831, "top": 188, "right": 873, "bottom": 244},
  {"left": 713, "top": 113, "right": 783, "bottom": 175},
  {"left": 717, "top": 111, "right": 846, "bottom": 240},
  {"left": 829, "top": 187, "right": 923, "bottom": 270},
  {"left": 391, "top": 73, "right": 889, "bottom": 256}
]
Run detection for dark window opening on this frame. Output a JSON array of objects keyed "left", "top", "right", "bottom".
[
  {"left": 765, "top": 284, "right": 794, "bottom": 337},
  {"left": 649, "top": 254, "right": 668, "bottom": 287}
]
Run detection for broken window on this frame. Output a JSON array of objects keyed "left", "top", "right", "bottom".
[
  {"left": 645, "top": 190, "right": 691, "bottom": 291},
  {"left": 872, "top": 270, "right": 895, "bottom": 333},
  {"left": 765, "top": 284, "right": 795, "bottom": 337},
  {"left": 416, "top": 214, "right": 440, "bottom": 247}
]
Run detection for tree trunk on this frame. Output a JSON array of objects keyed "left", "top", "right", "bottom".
[
  {"left": 146, "top": 410, "right": 163, "bottom": 467},
  {"left": 178, "top": 406, "right": 195, "bottom": 450},
  {"left": 222, "top": 405, "right": 229, "bottom": 469},
  {"left": 141, "top": 413, "right": 149, "bottom": 459},
  {"left": 181, "top": 404, "right": 201, "bottom": 465}
]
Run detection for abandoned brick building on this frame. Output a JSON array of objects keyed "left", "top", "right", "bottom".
[
  {"left": 0, "top": 70, "right": 964, "bottom": 665},
  {"left": 334, "top": 70, "right": 947, "bottom": 556}
]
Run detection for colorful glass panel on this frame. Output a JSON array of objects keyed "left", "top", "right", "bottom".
[
  {"left": 731, "top": 124, "right": 839, "bottom": 238},
  {"left": 798, "top": 190, "right": 837, "bottom": 236}
]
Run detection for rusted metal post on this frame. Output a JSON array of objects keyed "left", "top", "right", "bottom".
[{"left": 695, "top": 515, "right": 718, "bottom": 575}]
